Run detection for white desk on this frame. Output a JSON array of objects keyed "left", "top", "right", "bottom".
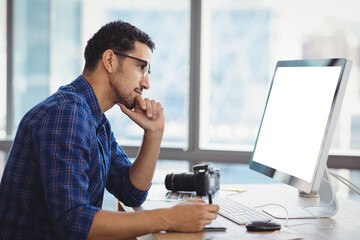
[{"left": 119, "top": 184, "right": 360, "bottom": 240}]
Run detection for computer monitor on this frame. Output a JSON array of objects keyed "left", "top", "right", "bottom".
[{"left": 249, "top": 58, "right": 352, "bottom": 219}]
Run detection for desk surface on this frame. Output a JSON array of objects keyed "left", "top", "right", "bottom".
[{"left": 124, "top": 184, "right": 360, "bottom": 240}]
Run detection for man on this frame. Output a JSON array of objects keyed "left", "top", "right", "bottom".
[{"left": 0, "top": 20, "right": 219, "bottom": 239}]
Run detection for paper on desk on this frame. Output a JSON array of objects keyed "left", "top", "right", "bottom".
[
  {"left": 146, "top": 189, "right": 247, "bottom": 202},
  {"left": 145, "top": 190, "right": 202, "bottom": 202},
  {"left": 204, "top": 229, "right": 302, "bottom": 240}
]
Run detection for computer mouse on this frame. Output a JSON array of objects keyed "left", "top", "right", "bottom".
[{"left": 245, "top": 221, "right": 281, "bottom": 232}]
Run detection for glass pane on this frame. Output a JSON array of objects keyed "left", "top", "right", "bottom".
[
  {"left": 49, "top": 0, "right": 82, "bottom": 93},
  {"left": 205, "top": 162, "right": 277, "bottom": 184},
  {"left": 82, "top": 0, "right": 190, "bottom": 148},
  {"left": 12, "top": 0, "right": 51, "bottom": 133},
  {"left": 152, "top": 160, "right": 189, "bottom": 184},
  {"left": 0, "top": 0, "right": 6, "bottom": 138},
  {"left": 12, "top": 0, "right": 189, "bottom": 149},
  {"left": 12, "top": 0, "right": 83, "bottom": 134},
  {"left": 200, "top": 0, "right": 360, "bottom": 154}
]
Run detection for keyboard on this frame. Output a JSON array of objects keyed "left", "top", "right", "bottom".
[{"left": 214, "top": 197, "right": 273, "bottom": 225}]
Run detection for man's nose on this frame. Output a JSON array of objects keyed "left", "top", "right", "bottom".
[{"left": 140, "top": 75, "right": 150, "bottom": 90}]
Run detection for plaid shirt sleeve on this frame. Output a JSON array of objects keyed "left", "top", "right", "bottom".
[
  {"left": 37, "top": 101, "right": 99, "bottom": 239},
  {"left": 105, "top": 127, "right": 148, "bottom": 207}
]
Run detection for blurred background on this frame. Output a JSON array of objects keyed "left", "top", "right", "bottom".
[{"left": 1, "top": 0, "right": 360, "bottom": 210}]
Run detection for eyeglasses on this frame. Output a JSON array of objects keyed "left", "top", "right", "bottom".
[{"left": 113, "top": 51, "right": 151, "bottom": 77}]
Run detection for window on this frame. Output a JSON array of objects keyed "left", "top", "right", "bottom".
[
  {"left": 49, "top": 0, "right": 82, "bottom": 93},
  {"left": 12, "top": 0, "right": 51, "bottom": 133},
  {"left": 82, "top": 0, "right": 190, "bottom": 148},
  {"left": 200, "top": 0, "right": 360, "bottom": 154},
  {"left": 10, "top": 0, "right": 190, "bottom": 148},
  {"left": 2, "top": 0, "right": 360, "bottom": 176},
  {"left": 200, "top": 0, "right": 271, "bottom": 150}
]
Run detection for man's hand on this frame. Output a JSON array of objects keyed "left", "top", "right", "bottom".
[
  {"left": 161, "top": 200, "right": 220, "bottom": 232},
  {"left": 120, "top": 95, "right": 164, "bottom": 190},
  {"left": 87, "top": 200, "right": 219, "bottom": 240},
  {"left": 118, "top": 95, "right": 164, "bottom": 134}
]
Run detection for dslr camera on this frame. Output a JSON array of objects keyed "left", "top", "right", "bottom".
[{"left": 165, "top": 164, "right": 220, "bottom": 196}]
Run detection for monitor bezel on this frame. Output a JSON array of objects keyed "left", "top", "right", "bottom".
[{"left": 249, "top": 58, "right": 352, "bottom": 194}]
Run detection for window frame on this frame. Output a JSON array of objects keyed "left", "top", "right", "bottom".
[
  {"left": 6, "top": 0, "right": 13, "bottom": 137},
  {"left": 1, "top": 0, "right": 360, "bottom": 171}
]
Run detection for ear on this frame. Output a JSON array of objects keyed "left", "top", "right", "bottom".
[{"left": 101, "top": 49, "right": 116, "bottom": 73}]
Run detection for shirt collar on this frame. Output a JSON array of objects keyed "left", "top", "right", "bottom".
[{"left": 70, "top": 75, "right": 106, "bottom": 129}]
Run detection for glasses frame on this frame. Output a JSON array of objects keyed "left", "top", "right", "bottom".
[{"left": 113, "top": 51, "right": 151, "bottom": 77}]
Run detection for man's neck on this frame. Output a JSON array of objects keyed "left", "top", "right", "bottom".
[{"left": 82, "top": 71, "right": 114, "bottom": 114}]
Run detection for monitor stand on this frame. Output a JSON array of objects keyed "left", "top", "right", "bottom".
[{"left": 263, "top": 168, "right": 338, "bottom": 219}]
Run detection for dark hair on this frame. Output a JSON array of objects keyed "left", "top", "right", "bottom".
[{"left": 83, "top": 20, "right": 155, "bottom": 71}]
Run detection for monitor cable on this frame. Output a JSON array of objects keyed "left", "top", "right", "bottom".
[
  {"left": 253, "top": 175, "right": 337, "bottom": 230},
  {"left": 253, "top": 202, "right": 334, "bottom": 230},
  {"left": 248, "top": 172, "right": 359, "bottom": 230},
  {"left": 329, "top": 171, "right": 360, "bottom": 196}
]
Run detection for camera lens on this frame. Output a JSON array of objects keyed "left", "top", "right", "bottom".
[{"left": 165, "top": 173, "right": 197, "bottom": 192}]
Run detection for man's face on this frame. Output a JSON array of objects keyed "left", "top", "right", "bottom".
[{"left": 109, "top": 41, "right": 152, "bottom": 109}]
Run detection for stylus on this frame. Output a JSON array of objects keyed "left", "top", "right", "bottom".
[{"left": 208, "top": 193, "right": 212, "bottom": 204}]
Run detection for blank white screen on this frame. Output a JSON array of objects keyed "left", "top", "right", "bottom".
[{"left": 252, "top": 66, "right": 342, "bottom": 182}]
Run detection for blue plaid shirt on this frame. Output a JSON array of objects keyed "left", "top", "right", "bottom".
[{"left": 0, "top": 75, "right": 148, "bottom": 239}]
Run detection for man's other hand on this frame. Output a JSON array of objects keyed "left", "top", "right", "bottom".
[{"left": 161, "top": 200, "right": 220, "bottom": 232}]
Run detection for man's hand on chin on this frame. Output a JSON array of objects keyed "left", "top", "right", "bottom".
[{"left": 117, "top": 95, "right": 164, "bottom": 134}]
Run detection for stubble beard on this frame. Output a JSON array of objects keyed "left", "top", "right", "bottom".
[{"left": 109, "top": 74, "right": 136, "bottom": 110}]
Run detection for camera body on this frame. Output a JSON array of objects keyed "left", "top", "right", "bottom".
[{"left": 165, "top": 164, "right": 220, "bottom": 196}]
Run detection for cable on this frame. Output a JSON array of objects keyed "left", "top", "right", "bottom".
[
  {"left": 333, "top": 176, "right": 360, "bottom": 195},
  {"left": 301, "top": 206, "right": 334, "bottom": 229},
  {"left": 330, "top": 171, "right": 360, "bottom": 191},
  {"left": 252, "top": 175, "right": 336, "bottom": 230},
  {"left": 329, "top": 171, "right": 360, "bottom": 196},
  {"left": 253, "top": 203, "right": 334, "bottom": 229}
]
